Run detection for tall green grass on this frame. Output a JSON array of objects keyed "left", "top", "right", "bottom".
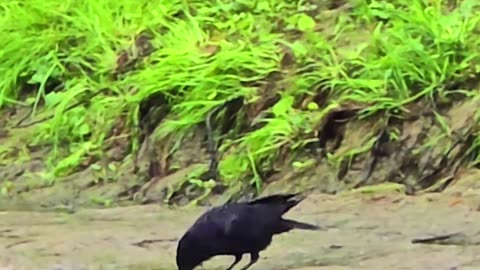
[{"left": 1, "top": 0, "right": 480, "bottom": 193}]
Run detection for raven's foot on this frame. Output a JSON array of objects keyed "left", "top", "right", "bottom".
[{"left": 239, "top": 252, "right": 259, "bottom": 270}]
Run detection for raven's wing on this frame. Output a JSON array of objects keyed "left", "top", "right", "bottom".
[
  {"left": 219, "top": 203, "right": 277, "bottom": 238},
  {"left": 191, "top": 204, "right": 246, "bottom": 236},
  {"left": 198, "top": 193, "right": 306, "bottom": 236}
]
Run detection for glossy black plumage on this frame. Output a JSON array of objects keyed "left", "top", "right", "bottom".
[{"left": 176, "top": 192, "right": 321, "bottom": 270}]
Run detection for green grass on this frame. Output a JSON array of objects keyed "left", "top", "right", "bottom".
[{"left": 1, "top": 0, "right": 480, "bottom": 197}]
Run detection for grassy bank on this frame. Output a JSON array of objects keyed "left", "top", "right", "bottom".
[{"left": 1, "top": 0, "right": 480, "bottom": 203}]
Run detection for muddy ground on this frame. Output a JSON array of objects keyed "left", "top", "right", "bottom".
[{"left": 1, "top": 169, "right": 480, "bottom": 270}]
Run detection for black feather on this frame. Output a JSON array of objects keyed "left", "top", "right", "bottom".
[{"left": 176, "top": 192, "right": 321, "bottom": 270}]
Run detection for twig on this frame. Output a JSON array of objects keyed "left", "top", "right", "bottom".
[{"left": 131, "top": 238, "right": 178, "bottom": 248}]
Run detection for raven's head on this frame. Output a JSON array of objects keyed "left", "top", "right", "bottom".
[{"left": 176, "top": 231, "right": 206, "bottom": 270}]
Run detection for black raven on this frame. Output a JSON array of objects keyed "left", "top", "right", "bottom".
[{"left": 176, "top": 192, "right": 321, "bottom": 270}]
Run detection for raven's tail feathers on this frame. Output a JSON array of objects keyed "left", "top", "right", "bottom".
[{"left": 276, "top": 218, "right": 323, "bottom": 234}]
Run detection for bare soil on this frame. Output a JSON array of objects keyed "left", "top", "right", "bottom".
[{"left": 1, "top": 169, "right": 480, "bottom": 270}]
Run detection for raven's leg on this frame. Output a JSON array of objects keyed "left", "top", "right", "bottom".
[
  {"left": 226, "top": 254, "right": 242, "bottom": 270},
  {"left": 239, "top": 252, "right": 259, "bottom": 270}
]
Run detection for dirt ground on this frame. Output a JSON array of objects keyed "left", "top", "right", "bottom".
[{"left": 1, "top": 169, "right": 480, "bottom": 270}]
